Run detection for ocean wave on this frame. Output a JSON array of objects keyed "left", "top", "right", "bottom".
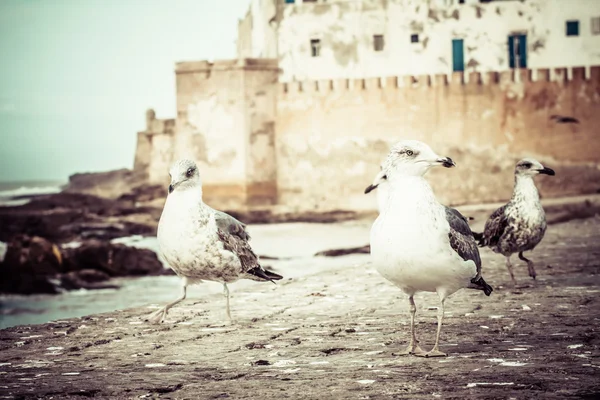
[{"left": 0, "top": 185, "right": 62, "bottom": 199}]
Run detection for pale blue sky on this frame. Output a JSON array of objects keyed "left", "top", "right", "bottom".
[{"left": 0, "top": 0, "right": 249, "bottom": 182}]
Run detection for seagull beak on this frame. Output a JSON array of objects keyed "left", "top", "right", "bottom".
[
  {"left": 168, "top": 184, "right": 175, "bottom": 194},
  {"left": 538, "top": 167, "right": 555, "bottom": 176},
  {"left": 365, "top": 170, "right": 386, "bottom": 194},
  {"left": 436, "top": 156, "right": 456, "bottom": 168},
  {"left": 364, "top": 184, "right": 378, "bottom": 194}
]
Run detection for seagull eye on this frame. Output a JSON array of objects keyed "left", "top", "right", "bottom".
[
  {"left": 521, "top": 163, "right": 532, "bottom": 169},
  {"left": 186, "top": 168, "right": 194, "bottom": 177},
  {"left": 406, "top": 150, "right": 414, "bottom": 156}
]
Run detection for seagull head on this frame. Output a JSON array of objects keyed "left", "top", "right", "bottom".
[
  {"left": 168, "top": 159, "right": 201, "bottom": 194},
  {"left": 515, "top": 158, "right": 555, "bottom": 177},
  {"left": 380, "top": 140, "right": 455, "bottom": 179}
]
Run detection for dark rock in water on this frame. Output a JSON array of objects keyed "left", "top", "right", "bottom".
[
  {"left": 59, "top": 270, "right": 119, "bottom": 291},
  {"left": 0, "top": 235, "right": 64, "bottom": 294},
  {"left": 0, "top": 192, "right": 157, "bottom": 243},
  {"left": 0, "top": 235, "right": 172, "bottom": 295},
  {"left": 62, "top": 240, "right": 172, "bottom": 277},
  {"left": 315, "top": 245, "right": 371, "bottom": 257}
]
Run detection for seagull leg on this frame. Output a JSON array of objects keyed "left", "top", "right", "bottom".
[
  {"left": 519, "top": 252, "right": 536, "bottom": 280},
  {"left": 418, "top": 297, "right": 447, "bottom": 358},
  {"left": 396, "top": 295, "right": 425, "bottom": 356},
  {"left": 148, "top": 278, "right": 188, "bottom": 324},
  {"left": 223, "top": 283, "right": 233, "bottom": 323},
  {"left": 505, "top": 256, "right": 517, "bottom": 285}
]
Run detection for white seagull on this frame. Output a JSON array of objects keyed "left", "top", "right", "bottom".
[
  {"left": 474, "top": 158, "right": 555, "bottom": 285},
  {"left": 369, "top": 140, "right": 493, "bottom": 357},
  {"left": 148, "top": 159, "right": 283, "bottom": 324}
]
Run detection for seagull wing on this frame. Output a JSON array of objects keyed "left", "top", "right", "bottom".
[
  {"left": 214, "top": 210, "right": 282, "bottom": 282},
  {"left": 479, "top": 205, "right": 509, "bottom": 247},
  {"left": 445, "top": 207, "right": 482, "bottom": 275},
  {"left": 214, "top": 210, "right": 250, "bottom": 241}
]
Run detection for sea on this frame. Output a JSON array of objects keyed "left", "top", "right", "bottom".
[{"left": 0, "top": 185, "right": 371, "bottom": 330}]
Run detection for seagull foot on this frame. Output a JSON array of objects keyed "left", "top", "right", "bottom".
[
  {"left": 393, "top": 344, "right": 426, "bottom": 357},
  {"left": 416, "top": 349, "right": 447, "bottom": 358},
  {"left": 147, "top": 309, "right": 166, "bottom": 325}
]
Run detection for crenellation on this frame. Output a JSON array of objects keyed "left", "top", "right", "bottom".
[
  {"left": 535, "top": 68, "right": 550, "bottom": 82},
  {"left": 383, "top": 76, "right": 398, "bottom": 89},
  {"left": 364, "top": 78, "right": 380, "bottom": 90},
  {"left": 468, "top": 72, "right": 482, "bottom": 86},
  {"left": 591, "top": 66, "right": 600, "bottom": 83},
  {"left": 332, "top": 79, "right": 349, "bottom": 91},
  {"left": 482, "top": 71, "right": 499, "bottom": 85},
  {"left": 280, "top": 82, "right": 288, "bottom": 95},
  {"left": 433, "top": 74, "right": 448, "bottom": 87},
  {"left": 450, "top": 72, "right": 464, "bottom": 86},
  {"left": 571, "top": 66, "right": 586, "bottom": 82},
  {"left": 553, "top": 68, "right": 568, "bottom": 83},
  {"left": 514, "top": 68, "right": 531, "bottom": 83}
]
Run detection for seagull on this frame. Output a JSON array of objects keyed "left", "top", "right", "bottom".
[
  {"left": 148, "top": 159, "right": 283, "bottom": 324},
  {"left": 369, "top": 140, "right": 493, "bottom": 357},
  {"left": 473, "top": 158, "right": 555, "bottom": 285}
]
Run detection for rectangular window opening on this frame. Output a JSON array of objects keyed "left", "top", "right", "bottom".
[
  {"left": 592, "top": 17, "right": 600, "bottom": 35},
  {"left": 310, "top": 39, "right": 321, "bottom": 57},
  {"left": 566, "top": 20, "right": 579, "bottom": 36},
  {"left": 284, "top": 0, "right": 294, "bottom": 3},
  {"left": 410, "top": 34, "right": 419, "bottom": 43},
  {"left": 373, "top": 35, "right": 384, "bottom": 51}
]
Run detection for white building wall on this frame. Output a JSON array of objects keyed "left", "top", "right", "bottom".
[{"left": 271, "top": 0, "right": 600, "bottom": 82}]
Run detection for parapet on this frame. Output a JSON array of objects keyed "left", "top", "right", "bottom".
[
  {"left": 176, "top": 58, "right": 279, "bottom": 74},
  {"left": 279, "top": 65, "right": 600, "bottom": 96}
]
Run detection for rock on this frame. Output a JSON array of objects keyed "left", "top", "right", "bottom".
[
  {"left": 0, "top": 235, "right": 64, "bottom": 294},
  {"left": 0, "top": 193, "right": 157, "bottom": 243},
  {"left": 62, "top": 240, "right": 172, "bottom": 277},
  {"left": 0, "top": 235, "right": 172, "bottom": 295},
  {"left": 59, "top": 270, "right": 119, "bottom": 291},
  {"left": 315, "top": 245, "right": 370, "bottom": 257}
]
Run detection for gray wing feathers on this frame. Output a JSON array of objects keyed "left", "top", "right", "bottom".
[
  {"left": 216, "top": 228, "right": 260, "bottom": 274},
  {"left": 214, "top": 210, "right": 250, "bottom": 241},
  {"left": 445, "top": 207, "right": 482, "bottom": 275}
]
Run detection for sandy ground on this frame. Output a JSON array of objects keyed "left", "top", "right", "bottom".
[{"left": 0, "top": 214, "right": 599, "bottom": 399}]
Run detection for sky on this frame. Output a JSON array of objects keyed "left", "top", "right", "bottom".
[{"left": 0, "top": 0, "right": 250, "bottom": 182}]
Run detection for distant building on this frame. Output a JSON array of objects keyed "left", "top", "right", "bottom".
[
  {"left": 134, "top": 0, "right": 600, "bottom": 212},
  {"left": 238, "top": 0, "right": 600, "bottom": 81}
]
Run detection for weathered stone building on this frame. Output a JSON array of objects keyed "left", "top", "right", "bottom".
[{"left": 134, "top": 0, "right": 600, "bottom": 211}]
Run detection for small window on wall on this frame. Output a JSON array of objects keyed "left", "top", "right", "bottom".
[
  {"left": 373, "top": 35, "right": 384, "bottom": 51},
  {"left": 285, "top": 0, "right": 294, "bottom": 3},
  {"left": 592, "top": 17, "right": 600, "bottom": 35},
  {"left": 310, "top": 39, "right": 321, "bottom": 57},
  {"left": 566, "top": 20, "right": 579, "bottom": 36},
  {"left": 410, "top": 34, "right": 419, "bottom": 43}
]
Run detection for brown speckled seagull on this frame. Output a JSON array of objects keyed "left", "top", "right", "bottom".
[
  {"left": 474, "top": 158, "right": 555, "bottom": 285},
  {"left": 148, "top": 159, "right": 283, "bottom": 324}
]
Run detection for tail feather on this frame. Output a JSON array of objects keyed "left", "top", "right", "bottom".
[
  {"left": 247, "top": 266, "right": 283, "bottom": 283},
  {"left": 469, "top": 276, "right": 493, "bottom": 296}
]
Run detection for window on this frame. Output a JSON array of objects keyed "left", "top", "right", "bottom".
[
  {"left": 410, "top": 34, "right": 419, "bottom": 43},
  {"left": 458, "top": 0, "right": 465, "bottom": 4},
  {"left": 592, "top": 17, "right": 600, "bottom": 35},
  {"left": 285, "top": 0, "right": 294, "bottom": 3},
  {"left": 310, "top": 39, "right": 321, "bottom": 57},
  {"left": 566, "top": 20, "right": 579, "bottom": 36},
  {"left": 373, "top": 35, "right": 384, "bottom": 51}
]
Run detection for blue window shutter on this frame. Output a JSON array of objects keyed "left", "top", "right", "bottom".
[
  {"left": 452, "top": 39, "right": 464, "bottom": 72},
  {"left": 508, "top": 35, "right": 515, "bottom": 68},
  {"left": 518, "top": 34, "right": 527, "bottom": 68}
]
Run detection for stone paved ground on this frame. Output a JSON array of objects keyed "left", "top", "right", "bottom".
[{"left": 0, "top": 216, "right": 599, "bottom": 399}]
